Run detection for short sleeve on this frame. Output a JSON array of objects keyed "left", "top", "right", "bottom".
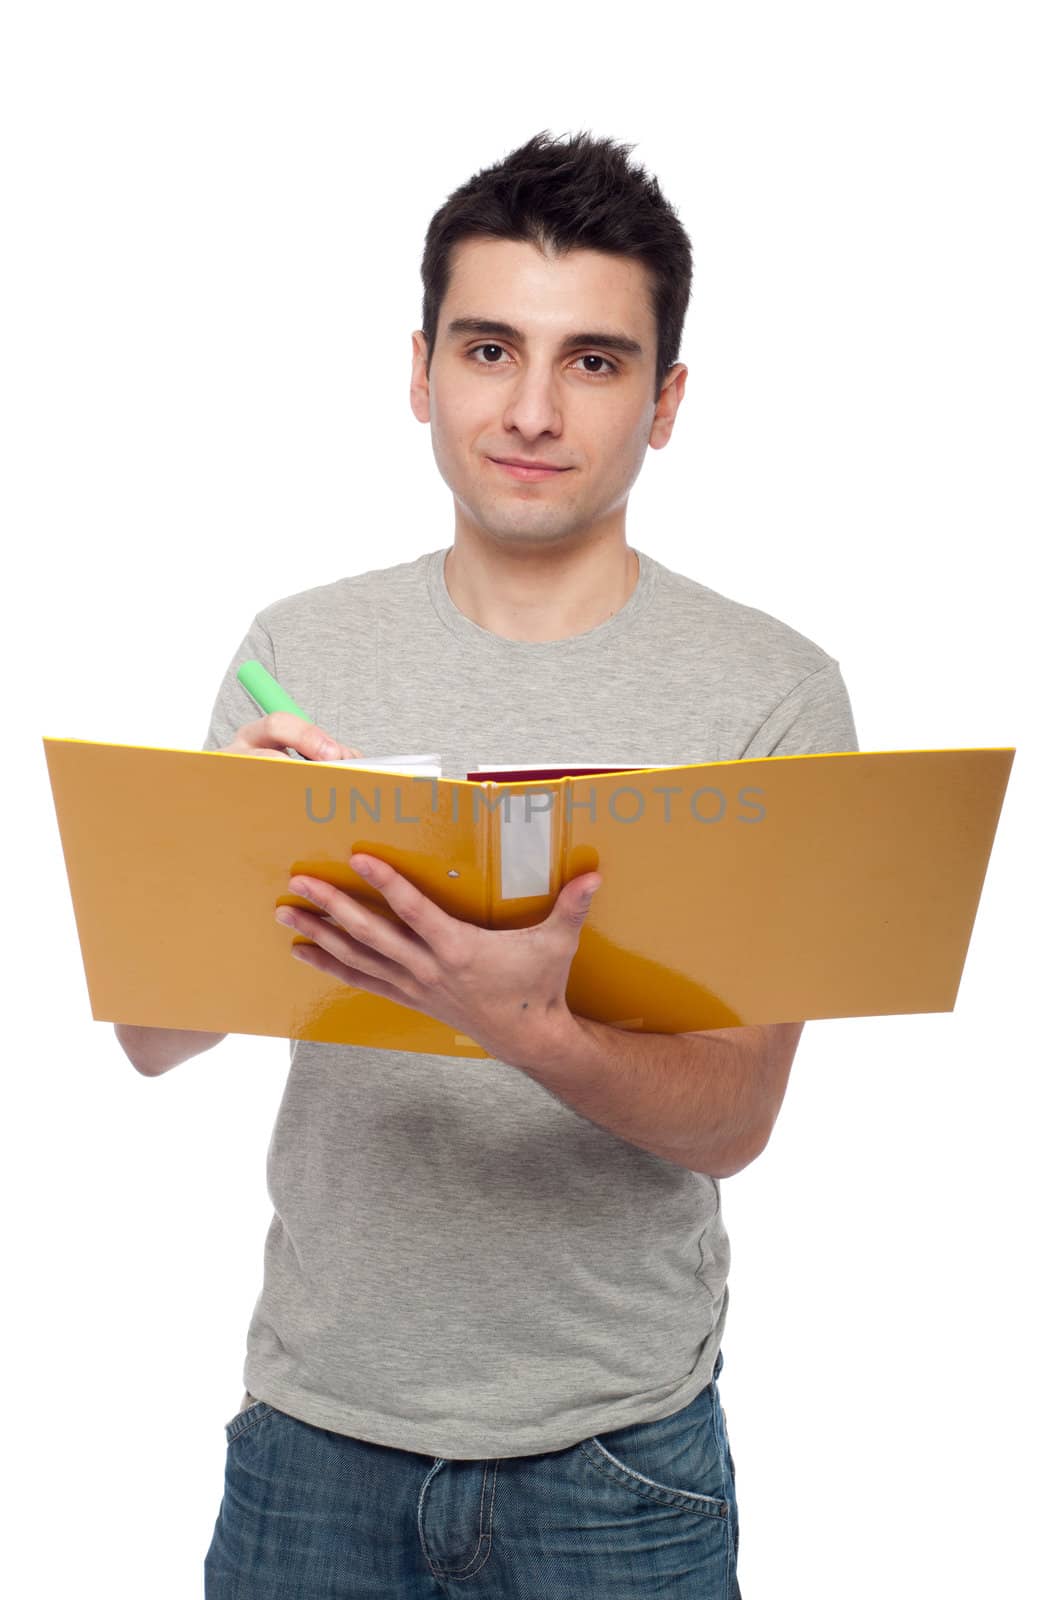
[
  {"left": 742, "top": 658, "right": 859, "bottom": 758},
  {"left": 201, "top": 613, "right": 278, "bottom": 752}
]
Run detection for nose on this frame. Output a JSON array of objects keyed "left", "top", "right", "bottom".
[{"left": 500, "top": 360, "right": 565, "bottom": 442}]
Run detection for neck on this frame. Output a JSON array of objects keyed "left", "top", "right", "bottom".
[{"left": 443, "top": 533, "right": 640, "bottom": 643}]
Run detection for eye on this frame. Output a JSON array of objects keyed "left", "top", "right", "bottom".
[
  {"left": 466, "top": 344, "right": 618, "bottom": 378},
  {"left": 572, "top": 353, "right": 619, "bottom": 377}
]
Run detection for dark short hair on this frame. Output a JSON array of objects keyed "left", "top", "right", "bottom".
[{"left": 419, "top": 129, "right": 693, "bottom": 404}]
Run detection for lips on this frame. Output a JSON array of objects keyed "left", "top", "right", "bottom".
[{"left": 489, "top": 457, "right": 570, "bottom": 482}]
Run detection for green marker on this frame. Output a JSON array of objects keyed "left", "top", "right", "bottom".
[{"left": 237, "top": 660, "right": 313, "bottom": 759}]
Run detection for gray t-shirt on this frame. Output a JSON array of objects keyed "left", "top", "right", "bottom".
[{"left": 204, "top": 544, "right": 859, "bottom": 1459}]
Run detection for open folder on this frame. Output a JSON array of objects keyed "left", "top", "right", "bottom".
[{"left": 42, "top": 738, "right": 1014, "bottom": 1058}]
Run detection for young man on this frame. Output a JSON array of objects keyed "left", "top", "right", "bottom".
[{"left": 120, "top": 130, "right": 857, "bottom": 1599}]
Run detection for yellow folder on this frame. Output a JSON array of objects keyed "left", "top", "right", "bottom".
[{"left": 42, "top": 738, "right": 1014, "bottom": 1057}]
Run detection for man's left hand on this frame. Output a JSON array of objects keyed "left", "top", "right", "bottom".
[{"left": 275, "top": 853, "right": 601, "bottom": 1069}]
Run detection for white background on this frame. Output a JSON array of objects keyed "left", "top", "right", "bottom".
[{"left": 3, "top": 3, "right": 1058, "bottom": 1596}]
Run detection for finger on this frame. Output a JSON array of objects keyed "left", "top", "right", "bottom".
[
  {"left": 281, "top": 902, "right": 432, "bottom": 985},
  {"left": 289, "top": 935, "right": 415, "bottom": 1007},
  {"left": 258, "top": 713, "right": 363, "bottom": 761},
  {"left": 286, "top": 877, "right": 437, "bottom": 980},
  {"left": 349, "top": 855, "right": 457, "bottom": 955},
  {"left": 235, "top": 746, "right": 354, "bottom": 763},
  {"left": 286, "top": 915, "right": 414, "bottom": 991}
]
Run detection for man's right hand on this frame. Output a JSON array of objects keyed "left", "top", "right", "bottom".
[{"left": 222, "top": 713, "right": 363, "bottom": 762}]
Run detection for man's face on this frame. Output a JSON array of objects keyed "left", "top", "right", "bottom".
[{"left": 410, "top": 237, "right": 686, "bottom": 551}]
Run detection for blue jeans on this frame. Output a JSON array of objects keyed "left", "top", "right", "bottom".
[{"left": 204, "top": 1347, "right": 740, "bottom": 1598}]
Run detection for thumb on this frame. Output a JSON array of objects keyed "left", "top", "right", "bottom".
[{"left": 555, "top": 873, "right": 602, "bottom": 927}]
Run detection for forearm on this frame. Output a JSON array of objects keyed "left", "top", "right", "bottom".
[
  {"left": 509, "top": 1014, "right": 765, "bottom": 1179},
  {"left": 115, "top": 1022, "right": 227, "bottom": 1076}
]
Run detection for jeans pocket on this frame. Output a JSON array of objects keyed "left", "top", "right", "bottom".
[
  {"left": 581, "top": 1386, "right": 732, "bottom": 1521},
  {"left": 223, "top": 1399, "right": 275, "bottom": 1447}
]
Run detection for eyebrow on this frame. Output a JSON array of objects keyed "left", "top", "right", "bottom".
[{"left": 445, "top": 316, "right": 644, "bottom": 360}]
